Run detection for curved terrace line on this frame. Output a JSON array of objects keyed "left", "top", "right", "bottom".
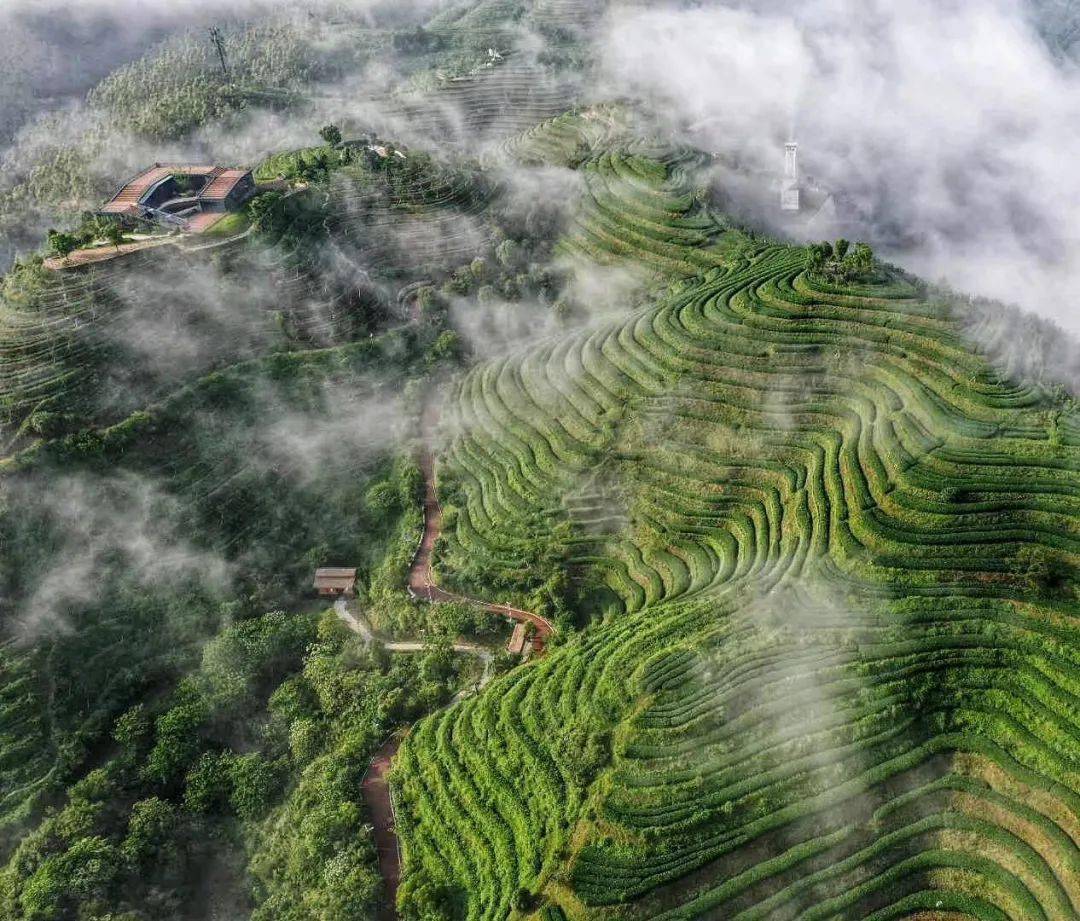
[
  {"left": 361, "top": 393, "right": 555, "bottom": 920},
  {"left": 407, "top": 399, "right": 555, "bottom": 649}
]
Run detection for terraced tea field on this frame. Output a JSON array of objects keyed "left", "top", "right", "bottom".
[
  {"left": 3, "top": 1, "right": 1077, "bottom": 909},
  {"left": 391, "top": 142, "right": 1080, "bottom": 920}
]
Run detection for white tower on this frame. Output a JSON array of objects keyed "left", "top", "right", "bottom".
[{"left": 781, "top": 142, "right": 800, "bottom": 212}]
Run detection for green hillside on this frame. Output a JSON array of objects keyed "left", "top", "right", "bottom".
[
  {"left": 391, "top": 136, "right": 1080, "bottom": 920},
  {"left": 0, "top": 2, "right": 1076, "bottom": 920}
]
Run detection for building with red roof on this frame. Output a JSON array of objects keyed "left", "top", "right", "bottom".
[{"left": 99, "top": 164, "right": 256, "bottom": 233}]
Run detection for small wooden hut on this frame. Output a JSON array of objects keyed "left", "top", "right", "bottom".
[{"left": 313, "top": 567, "right": 357, "bottom": 598}]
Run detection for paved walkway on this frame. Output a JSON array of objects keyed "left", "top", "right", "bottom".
[{"left": 362, "top": 735, "right": 402, "bottom": 921}]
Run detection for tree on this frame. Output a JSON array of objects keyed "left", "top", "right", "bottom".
[
  {"left": 443, "top": 268, "right": 472, "bottom": 296},
  {"left": 113, "top": 704, "right": 151, "bottom": 762},
  {"left": 805, "top": 243, "right": 828, "bottom": 274},
  {"left": 849, "top": 242, "right": 874, "bottom": 274},
  {"left": 427, "top": 330, "right": 462, "bottom": 364},
  {"left": 495, "top": 239, "right": 519, "bottom": 268},
  {"left": 228, "top": 752, "right": 281, "bottom": 821},
  {"left": 183, "top": 750, "right": 232, "bottom": 813},
  {"left": 47, "top": 229, "right": 78, "bottom": 261},
  {"left": 319, "top": 124, "right": 342, "bottom": 148},
  {"left": 247, "top": 192, "right": 284, "bottom": 235},
  {"left": 419, "top": 638, "right": 455, "bottom": 685},
  {"left": 288, "top": 717, "right": 323, "bottom": 764},
  {"left": 806, "top": 240, "right": 874, "bottom": 283},
  {"left": 103, "top": 222, "right": 125, "bottom": 250},
  {"left": 403, "top": 881, "right": 458, "bottom": 921},
  {"left": 121, "top": 797, "right": 178, "bottom": 866},
  {"left": 20, "top": 836, "right": 122, "bottom": 920},
  {"left": 365, "top": 479, "right": 401, "bottom": 515},
  {"left": 416, "top": 285, "right": 438, "bottom": 313},
  {"left": 144, "top": 692, "right": 208, "bottom": 785}
]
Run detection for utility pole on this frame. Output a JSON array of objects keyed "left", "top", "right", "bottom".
[{"left": 209, "top": 27, "right": 229, "bottom": 78}]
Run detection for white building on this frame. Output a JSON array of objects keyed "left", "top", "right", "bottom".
[{"left": 781, "top": 142, "right": 801, "bottom": 212}]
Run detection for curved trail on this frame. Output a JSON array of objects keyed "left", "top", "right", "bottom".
[
  {"left": 335, "top": 597, "right": 494, "bottom": 667},
  {"left": 407, "top": 398, "right": 555, "bottom": 651},
  {"left": 360, "top": 394, "right": 554, "bottom": 918}
]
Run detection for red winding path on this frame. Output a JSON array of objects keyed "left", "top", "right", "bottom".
[
  {"left": 406, "top": 401, "right": 554, "bottom": 651},
  {"left": 362, "top": 736, "right": 402, "bottom": 921},
  {"left": 361, "top": 396, "right": 555, "bottom": 918}
]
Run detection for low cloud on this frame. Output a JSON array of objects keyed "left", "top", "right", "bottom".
[
  {"left": 251, "top": 378, "right": 409, "bottom": 487},
  {"left": 599, "top": 0, "right": 1080, "bottom": 338},
  {"left": 8, "top": 472, "right": 232, "bottom": 638}
]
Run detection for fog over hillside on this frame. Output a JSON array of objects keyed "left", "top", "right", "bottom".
[
  {"left": 1029, "top": 0, "right": 1080, "bottom": 56},
  {"left": 602, "top": 0, "right": 1080, "bottom": 335},
  {"left": 0, "top": 1, "right": 281, "bottom": 147},
  {"left": 0, "top": 0, "right": 448, "bottom": 150},
  {"left": 0, "top": 3, "right": 1077, "bottom": 919},
  {"left": 6, "top": 0, "right": 1079, "bottom": 337},
  {"left": 0, "top": 0, "right": 461, "bottom": 272}
]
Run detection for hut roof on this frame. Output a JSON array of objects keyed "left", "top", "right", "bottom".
[{"left": 313, "top": 567, "right": 358, "bottom": 591}]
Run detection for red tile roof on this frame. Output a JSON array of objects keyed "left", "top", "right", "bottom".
[
  {"left": 199, "top": 168, "right": 249, "bottom": 201},
  {"left": 100, "top": 166, "right": 170, "bottom": 213},
  {"left": 101, "top": 165, "right": 250, "bottom": 214}
]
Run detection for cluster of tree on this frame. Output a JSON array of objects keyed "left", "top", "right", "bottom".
[
  {"left": 318, "top": 124, "right": 342, "bottom": 148},
  {"left": 0, "top": 602, "right": 468, "bottom": 921},
  {"left": 86, "top": 23, "right": 344, "bottom": 141},
  {"left": 246, "top": 189, "right": 330, "bottom": 247},
  {"left": 0, "top": 365, "right": 465, "bottom": 915},
  {"left": 0, "top": 612, "right": 313, "bottom": 920},
  {"left": 392, "top": 26, "right": 447, "bottom": 55},
  {"left": 434, "top": 230, "right": 564, "bottom": 317},
  {"left": 260, "top": 128, "right": 433, "bottom": 189},
  {"left": 0, "top": 329, "right": 424, "bottom": 816},
  {"left": 47, "top": 216, "right": 126, "bottom": 260},
  {"left": 805, "top": 239, "right": 874, "bottom": 283}
]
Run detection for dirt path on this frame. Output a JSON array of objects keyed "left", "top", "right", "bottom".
[
  {"left": 362, "top": 735, "right": 402, "bottom": 921},
  {"left": 43, "top": 236, "right": 173, "bottom": 271},
  {"left": 406, "top": 398, "right": 554, "bottom": 652},
  {"left": 360, "top": 392, "right": 556, "bottom": 918}
]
